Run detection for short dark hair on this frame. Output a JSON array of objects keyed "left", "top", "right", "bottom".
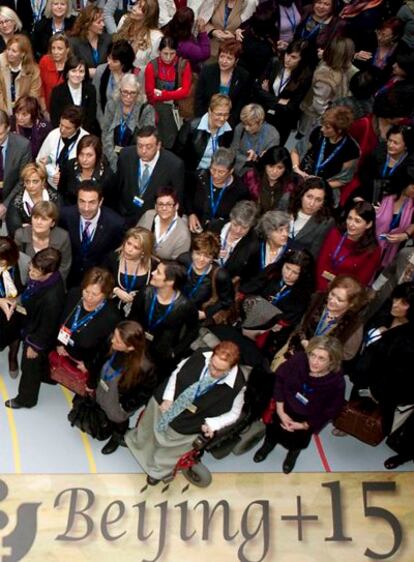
[
  {"left": 155, "top": 186, "right": 178, "bottom": 204},
  {"left": 289, "top": 176, "right": 334, "bottom": 223},
  {"left": 32, "top": 247, "right": 61, "bottom": 274},
  {"left": 81, "top": 267, "right": 114, "bottom": 297},
  {"left": 63, "top": 54, "right": 88, "bottom": 82},
  {"left": 162, "top": 261, "right": 187, "bottom": 291},
  {"left": 76, "top": 134, "right": 102, "bottom": 163},
  {"left": 386, "top": 124, "right": 414, "bottom": 153},
  {"left": 0, "top": 236, "right": 19, "bottom": 267},
  {"left": 107, "top": 40, "right": 135, "bottom": 72},
  {"left": 392, "top": 282, "right": 414, "bottom": 323},
  {"left": 60, "top": 106, "right": 83, "bottom": 129},
  {"left": 136, "top": 125, "right": 160, "bottom": 142},
  {"left": 13, "top": 95, "right": 42, "bottom": 123},
  {"left": 77, "top": 180, "right": 103, "bottom": 200}
]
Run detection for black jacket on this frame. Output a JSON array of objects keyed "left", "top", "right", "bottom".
[
  {"left": 58, "top": 158, "right": 117, "bottom": 207},
  {"left": 49, "top": 81, "right": 98, "bottom": 134},
  {"left": 69, "top": 34, "right": 112, "bottom": 69},
  {"left": 32, "top": 16, "right": 76, "bottom": 59}
]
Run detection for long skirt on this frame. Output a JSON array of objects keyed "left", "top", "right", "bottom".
[{"left": 125, "top": 397, "right": 196, "bottom": 479}]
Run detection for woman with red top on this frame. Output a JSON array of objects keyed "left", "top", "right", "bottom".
[
  {"left": 316, "top": 200, "right": 381, "bottom": 290},
  {"left": 144, "top": 36, "right": 192, "bottom": 149},
  {"left": 39, "top": 34, "right": 70, "bottom": 114}
]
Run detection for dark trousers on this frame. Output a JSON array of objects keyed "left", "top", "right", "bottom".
[{"left": 17, "top": 346, "right": 50, "bottom": 407}]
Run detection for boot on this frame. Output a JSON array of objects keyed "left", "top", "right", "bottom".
[
  {"left": 282, "top": 449, "right": 301, "bottom": 474},
  {"left": 101, "top": 433, "right": 122, "bottom": 455},
  {"left": 253, "top": 439, "right": 277, "bottom": 463},
  {"left": 8, "top": 340, "right": 20, "bottom": 379}
]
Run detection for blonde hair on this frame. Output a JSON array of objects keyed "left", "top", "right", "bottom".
[
  {"left": 21, "top": 162, "right": 47, "bottom": 183},
  {"left": 44, "top": 0, "right": 71, "bottom": 19},
  {"left": 209, "top": 93, "right": 232, "bottom": 112},
  {"left": 119, "top": 227, "right": 154, "bottom": 263},
  {"left": 240, "top": 103, "right": 265, "bottom": 124},
  {"left": 7, "top": 34, "right": 36, "bottom": 69},
  {"left": 32, "top": 201, "right": 59, "bottom": 222},
  {"left": 0, "top": 6, "right": 22, "bottom": 31},
  {"left": 307, "top": 336, "right": 343, "bottom": 373}
]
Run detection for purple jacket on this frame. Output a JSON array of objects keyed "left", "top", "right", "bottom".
[
  {"left": 177, "top": 32, "right": 211, "bottom": 73},
  {"left": 274, "top": 351, "right": 345, "bottom": 433}
]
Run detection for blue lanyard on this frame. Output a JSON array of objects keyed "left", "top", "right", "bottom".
[
  {"left": 31, "top": 0, "right": 46, "bottom": 23},
  {"left": 314, "top": 137, "right": 347, "bottom": 176},
  {"left": 91, "top": 47, "right": 99, "bottom": 66},
  {"left": 389, "top": 199, "right": 408, "bottom": 230},
  {"left": 277, "top": 69, "right": 290, "bottom": 96},
  {"left": 51, "top": 20, "right": 65, "bottom": 34},
  {"left": 373, "top": 47, "right": 392, "bottom": 69},
  {"left": 69, "top": 300, "right": 107, "bottom": 332},
  {"left": 331, "top": 233, "right": 349, "bottom": 270},
  {"left": 119, "top": 110, "right": 132, "bottom": 143},
  {"left": 0, "top": 268, "right": 14, "bottom": 297},
  {"left": 209, "top": 176, "right": 228, "bottom": 218},
  {"left": 194, "top": 364, "right": 221, "bottom": 400},
  {"left": 283, "top": 5, "right": 297, "bottom": 33},
  {"left": 185, "top": 264, "right": 210, "bottom": 299},
  {"left": 223, "top": 2, "right": 231, "bottom": 29},
  {"left": 246, "top": 124, "right": 266, "bottom": 156},
  {"left": 271, "top": 281, "right": 292, "bottom": 304},
  {"left": 147, "top": 290, "right": 177, "bottom": 332},
  {"left": 101, "top": 353, "right": 123, "bottom": 382},
  {"left": 137, "top": 161, "right": 152, "bottom": 197},
  {"left": 260, "top": 241, "right": 286, "bottom": 270},
  {"left": 302, "top": 383, "right": 315, "bottom": 398},
  {"left": 315, "top": 309, "right": 337, "bottom": 336},
  {"left": 300, "top": 16, "right": 322, "bottom": 40},
  {"left": 120, "top": 260, "right": 139, "bottom": 292},
  {"left": 381, "top": 152, "right": 407, "bottom": 178},
  {"left": 56, "top": 137, "right": 76, "bottom": 164},
  {"left": 211, "top": 130, "right": 221, "bottom": 154}
]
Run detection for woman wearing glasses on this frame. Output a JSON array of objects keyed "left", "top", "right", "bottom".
[{"left": 102, "top": 73, "right": 156, "bottom": 172}]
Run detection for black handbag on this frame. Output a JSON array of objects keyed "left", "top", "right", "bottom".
[
  {"left": 386, "top": 410, "right": 414, "bottom": 455},
  {"left": 68, "top": 395, "right": 113, "bottom": 441}
]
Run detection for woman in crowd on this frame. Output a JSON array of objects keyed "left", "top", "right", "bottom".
[
  {"left": 284, "top": 274, "right": 366, "bottom": 364},
  {"left": 253, "top": 39, "right": 314, "bottom": 145},
  {"left": 316, "top": 201, "right": 381, "bottom": 290},
  {"left": 145, "top": 36, "right": 192, "bottom": 149},
  {"left": 39, "top": 34, "right": 70, "bottom": 114},
  {"left": 138, "top": 187, "right": 191, "bottom": 261},
  {"left": 349, "top": 282, "right": 414, "bottom": 434},
  {"left": 294, "top": 0, "right": 345, "bottom": 57},
  {"left": 10, "top": 96, "right": 52, "bottom": 158},
  {"left": 292, "top": 106, "right": 360, "bottom": 206},
  {"left": 164, "top": 7, "right": 210, "bottom": 73},
  {"left": 375, "top": 167, "right": 414, "bottom": 269},
  {"left": 102, "top": 73, "right": 156, "bottom": 172},
  {"left": 298, "top": 36, "right": 356, "bottom": 138},
  {"left": 210, "top": 199, "right": 260, "bottom": 284},
  {"left": 96, "top": 320, "right": 156, "bottom": 455},
  {"left": 55, "top": 267, "right": 121, "bottom": 387},
  {"left": 32, "top": 0, "right": 76, "bottom": 60},
  {"left": 231, "top": 103, "right": 280, "bottom": 177},
  {"left": 174, "top": 93, "right": 233, "bottom": 179},
  {"left": 58, "top": 134, "right": 116, "bottom": 207},
  {"left": 254, "top": 335, "right": 345, "bottom": 473},
  {"left": 288, "top": 177, "right": 335, "bottom": 258},
  {"left": 93, "top": 40, "right": 135, "bottom": 127},
  {"left": 255, "top": 210, "right": 293, "bottom": 273},
  {"left": 14, "top": 201, "right": 72, "bottom": 281},
  {"left": 178, "top": 231, "right": 235, "bottom": 323},
  {"left": 0, "top": 236, "right": 28, "bottom": 379},
  {"left": 49, "top": 54, "right": 98, "bottom": 133},
  {"left": 187, "top": 147, "right": 250, "bottom": 233},
  {"left": 5, "top": 248, "right": 65, "bottom": 409},
  {"left": 6, "top": 163, "right": 59, "bottom": 237},
  {"left": 37, "top": 106, "right": 89, "bottom": 189},
  {"left": 244, "top": 146, "right": 299, "bottom": 213},
  {"left": 69, "top": 5, "right": 112, "bottom": 78},
  {"left": 0, "top": 7, "right": 22, "bottom": 54},
  {"left": 114, "top": 0, "right": 163, "bottom": 85},
  {"left": 359, "top": 124, "right": 414, "bottom": 204},
  {"left": 0, "top": 35, "right": 42, "bottom": 116},
  {"left": 103, "top": 227, "right": 158, "bottom": 318},
  {"left": 195, "top": 39, "right": 250, "bottom": 125}
]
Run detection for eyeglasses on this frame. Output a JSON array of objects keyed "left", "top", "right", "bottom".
[
  {"left": 0, "top": 19, "right": 12, "bottom": 25},
  {"left": 121, "top": 89, "right": 138, "bottom": 96},
  {"left": 156, "top": 202, "right": 175, "bottom": 208},
  {"left": 211, "top": 111, "right": 230, "bottom": 118}
]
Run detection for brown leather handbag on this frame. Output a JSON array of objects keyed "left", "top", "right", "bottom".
[{"left": 334, "top": 398, "right": 384, "bottom": 446}]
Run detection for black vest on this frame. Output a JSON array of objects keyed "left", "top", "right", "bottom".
[{"left": 155, "top": 350, "right": 245, "bottom": 435}]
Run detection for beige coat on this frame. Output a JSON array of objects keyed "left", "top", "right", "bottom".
[{"left": 0, "top": 53, "right": 42, "bottom": 115}]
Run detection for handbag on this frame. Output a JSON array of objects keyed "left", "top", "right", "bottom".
[
  {"left": 334, "top": 398, "right": 384, "bottom": 446},
  {"left": 49, "top": 350, "right": 89, "bottom": 397},
  {"left": 68, "top": 394, "right": 113, "bottom": 441}
]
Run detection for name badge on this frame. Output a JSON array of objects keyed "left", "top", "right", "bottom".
[
  {"left": 0, "top": 181, "right": 3, "bottom": 189},
  {"left": 295, "top": 392, "right": 309, "bottom": 405},
  {"left": 58, "top": 326, "right": 73, "bottom": 346},
  {"left": 322, "top": 270, "right": 336, "bottom": 282},
  {"left": 15, "top": 304, "right": 27, "bottom": 315},
  {"left": 114, "top": 145, "right": 122, "bottom": 154},
  {"left": 133, "top": 195, "right": 144, "bottom": 208},
  {"left": 100, "top": 380, "right": 109, "bottom": 392},
  {"left": 187, "top": 403, "right": 198, "bottom": 414},
  {"left": 145, "top": 331, "right": 154, "bottom": 342}
]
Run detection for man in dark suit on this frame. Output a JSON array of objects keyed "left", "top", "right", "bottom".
[
  {"left": 116, "top": 125, "right": 185, "bottom": 227},
  {"left": 0, "top": 110, "right": 31, "bottom": 222},
  {"left": 59, "top": 181, "right": 125, "bottom": 287}
]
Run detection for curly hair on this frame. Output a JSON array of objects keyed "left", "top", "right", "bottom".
[{"left": 289, "top": 176, "right": 334, "bottom": 223}]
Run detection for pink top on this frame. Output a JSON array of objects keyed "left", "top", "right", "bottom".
[{"left": 375, "top": 195, "right": 414, "bottom": 268}]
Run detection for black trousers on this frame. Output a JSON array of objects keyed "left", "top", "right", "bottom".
[{"left": 16, "top": 346, "right": 50, "bottom": 407}]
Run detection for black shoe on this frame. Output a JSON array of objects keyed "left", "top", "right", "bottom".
[
  {"left": 384, "top": 454, "right": 409, "bottom": 470},
  {"left": 101, "top": 435, "right": 121, "bottom": 455},
  {"left": 146, "top": 475, "right": 161, "bottom": 486},
  {"left": 5, "top": 398, "right": 25, "bottom": 409},
  {"left": 282, "top": 450, "right": 301, "bottom": 474},
  {"left": 253, "top": 441, "right": 276, "bottom": 463}
]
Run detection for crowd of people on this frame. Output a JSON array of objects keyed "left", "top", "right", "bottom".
[{"left": 0, "top": 0, "right": 414, "bottom": 482}]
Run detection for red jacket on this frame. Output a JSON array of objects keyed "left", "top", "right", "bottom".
[
  {"left": 39, "top": 55, "right": 64, "bottom": 111},
  {"left": 316, "top": 226, "right": 381, "bottom": 290},
  {"left": 144, "top": 56, "right": 192, "bottom": 105}
]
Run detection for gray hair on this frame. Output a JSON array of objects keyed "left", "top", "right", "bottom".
[
  {"left": 229, "top": 200, "right": 258, "bottom": 229},
  {"left": 307, "top": 336, "right": 343, "bottom": 373},
  {"left": 240, "top": 103, "right": 265, "bottom": 124},
  {"left": 258, "top": 210, "right": 290, "bottom": 238},
  {"left": 115, "top": 73, "right": 144, "bottom": 103},
  {"left": 0, "top": 6, "right": 22, "bottom": 30},
  {"left": 211, "top": 147, "right": 235, "bottom": 170},
  {"left": 44, "top": 0, "right": 72, "bottom": 19}
]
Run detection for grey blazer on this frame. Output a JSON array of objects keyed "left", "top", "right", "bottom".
[
  {"left": 138, "top": 210, "right": 191, "bottom": 260},
  {"left": 2, "top": 133, "right": 32, "bottom": 204},
  {"left": 291, "top": 216, "right": 335, "bottom": 259},
  {"left": 14, "top": 225, "right": 72, "bottom": 281}
]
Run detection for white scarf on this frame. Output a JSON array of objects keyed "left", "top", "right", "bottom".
[{"left": 0, "top": 267, "right": 18, "bottom": 298}]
